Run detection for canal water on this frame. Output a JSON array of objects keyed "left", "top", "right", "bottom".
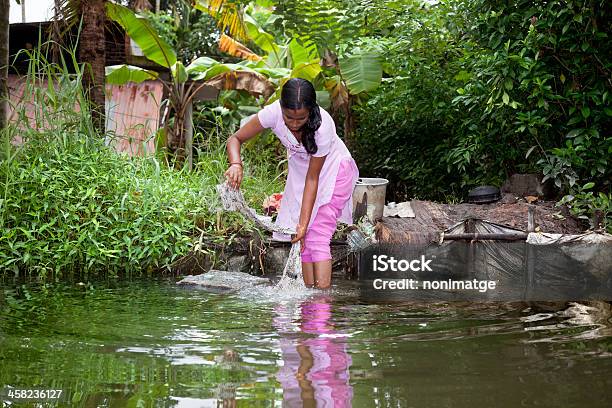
[{"left": 1, "top": 278, "right": 611, "bottom": 407}]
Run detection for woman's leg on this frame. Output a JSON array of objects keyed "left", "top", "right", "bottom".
[
  {"left": 302, "top": 159, "right": 356, "bottom": 289},
  {"left": 302, "top": 207, "right": 335, "bottom": 289},
  {"left": 302, "top": 239, "right": 330, "bottom": 288},
  {"left": 302, "top": 262, "right": 315, "bottom": 287},
  {"left": 313, "top": 260, "right": 332, "bottom": 289}
]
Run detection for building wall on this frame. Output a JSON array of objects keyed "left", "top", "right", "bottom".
[
  {"left": 8, "top": 74, "right": 164, "bottom": 157},
  {"left": 105, "top": 80, "right": 164, "bottom": 156}
]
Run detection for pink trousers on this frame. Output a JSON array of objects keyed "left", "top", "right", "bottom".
[{"left": 302, "top": 158, "right": 357, "bottom": 263}]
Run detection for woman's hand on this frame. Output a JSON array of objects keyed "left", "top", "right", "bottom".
[
  {"left": 224, "top": 115, "right": 266, "bottom": 189},
  {"left": 224, "top": 163, "right": 243, "bottom": 189},
  {"left": 291, "top": 223, "right": 307, "bottom": 252}
]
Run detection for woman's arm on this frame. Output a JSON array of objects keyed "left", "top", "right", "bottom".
[
  {"left": 225, "top": 115, "right": 266, "bottom": 189},
  {"left": 291, "top": 155, "right": 327, "bottom": 246}
]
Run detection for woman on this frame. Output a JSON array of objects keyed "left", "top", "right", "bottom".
[{"left": 225, "top": 78, "right": 359, "bottom": 289}]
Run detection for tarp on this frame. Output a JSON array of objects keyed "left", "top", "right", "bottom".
[{"left": 358, "top": 218, "right": 612, "bottom": 301}]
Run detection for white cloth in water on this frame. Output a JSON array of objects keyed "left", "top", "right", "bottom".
[
  {"left": 217, "top": 183, "right": 304, "bottom": 287},
  {"left": 217, "top": 183, "right": 295, "bottom": 235}
]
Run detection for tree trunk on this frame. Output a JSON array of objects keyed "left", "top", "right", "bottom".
[
  {"left": 184, "top": 100, "right": 193, "bottom": 171},
  {"left": 80, "top": 0, "right": 106, "bottom": 134},
  {"left": 51, "top": 0, "right": 63, "bottom": 63},
  {"left": 343, "top": 95, "right": 355, "bottom": 150},
  {"left": 0, "top": 0, "right": 8, "bottom": 130}
]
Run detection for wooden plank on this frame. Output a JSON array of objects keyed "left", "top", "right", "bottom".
[{"left": 375, "top": 196, "right": 583, "bottom": 243}]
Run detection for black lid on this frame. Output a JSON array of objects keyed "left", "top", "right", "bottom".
[{"left": 467, "top": 185, "right": 501, "bottom": 204}]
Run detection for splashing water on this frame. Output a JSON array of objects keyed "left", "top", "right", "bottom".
[
  {"left": 274, "top": 242, "right": 306, "bottom": 291},
  {"left": 217, "top": 183, "right": 305, "bottom": 289}
]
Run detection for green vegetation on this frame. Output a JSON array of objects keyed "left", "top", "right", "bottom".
[
  {"left": 0, "top": 45, "right": 283, "bottom": 277},
  {"left": 250, "top": 0, "right": 610, "bottom": 232},
  {"left": 348, "top": 0, "right": 611, "bottom": 230},
  {"left": 1, "top": 0, "right": 610, "bottom": 277}
]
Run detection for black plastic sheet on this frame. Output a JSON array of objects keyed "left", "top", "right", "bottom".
[{"left": 357, "top": 219, "right": 612, "bottom": 301}]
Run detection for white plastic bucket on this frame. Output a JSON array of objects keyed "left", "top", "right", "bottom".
[{"left": 352, "top": 177, "right": 389, "bottom": 222}]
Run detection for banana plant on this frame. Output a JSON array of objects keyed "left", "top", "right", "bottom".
[
  {"left": 216, "top": 6, "right": 383, "bottom": 141},
  {"left": 193, "top": 0, "right": 250, "bottom": 41},
  {"left": 105, "top": 2, "right": 277, "bottom": 170},
  {"left": 215, "top": 11, "right": 323, "bottom": 102},
  {"left": 326, "top": 49, "right": 383, "bottom": 141}
]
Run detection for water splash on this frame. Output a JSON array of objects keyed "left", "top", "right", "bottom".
[{"left": 216, "top": 183, "right": 305, "bottom": 291}]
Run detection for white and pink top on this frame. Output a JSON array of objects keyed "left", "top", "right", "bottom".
[{"left": 257, "top": 100, "right": 359, "bottom": 237}]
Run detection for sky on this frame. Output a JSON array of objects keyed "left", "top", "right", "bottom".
[{"left": 9, "top": 0, "right": 55, "bottom": 24}]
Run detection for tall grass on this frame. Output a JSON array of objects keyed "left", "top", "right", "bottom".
[{"left": 0, "top": 43, "right": 284, "bottom": 279}]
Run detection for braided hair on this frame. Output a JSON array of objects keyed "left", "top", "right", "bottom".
[{"left": 280, "top": 78, "right": 321, "bottom": 155}]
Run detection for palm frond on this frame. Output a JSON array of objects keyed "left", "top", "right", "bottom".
[
  {"left": 219, "top": 34, "right": 261, "bottom": 61},
  {"left": 193, "top": 0, "right": 248, "bottom": 41},
  {"left": 54, "top": 0, "right": 82, "bottom": 28}
]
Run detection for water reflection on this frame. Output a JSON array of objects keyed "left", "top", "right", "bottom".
[
  {"left": 2, "top": 281, "right": 612, "bottom": 407},
  {"left": 275, "top": 295, "right": 353, "bottom": 407}
]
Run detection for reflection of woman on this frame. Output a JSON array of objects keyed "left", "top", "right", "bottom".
[
  {"left": 274, "top": 296, "right": 353, "bottom": 407},
  {"left": 225, "top": 78, "right": 359, "bottom": 289}
]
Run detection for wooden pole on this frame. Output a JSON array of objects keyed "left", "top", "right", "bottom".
[
  {"left": 442, "top": 232, "right": 528, "bottom": 241},
  {"left": 525, "top": 212, "right": 536, "bottom": 298},
  {"left": 527, "top": 205, "right": 536, "bottom": 232},
  {"left": 184, "top": 100, "right": 193, "bottom": 171},
  {"left": 0, "top": 0, "right": 8, "bottom": 130}
]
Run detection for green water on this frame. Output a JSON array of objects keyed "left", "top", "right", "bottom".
[{"left": 1, "top": 279, "right": 611, "bottom": 407}]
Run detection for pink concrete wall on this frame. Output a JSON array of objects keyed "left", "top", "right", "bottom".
[
  {"left": 7, "top": 75, "right": 64, "bottom": 145},
  {"left": 105, "top": 80, "right": 164, "bottom": 156},
  {"left": 7, "top": 74, "right": 164, "bottom": 157}
]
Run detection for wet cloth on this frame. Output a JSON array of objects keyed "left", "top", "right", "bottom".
[
  {"left": 217, "top": 183, "right": 295, "bottom": 235},
  {"left": 302, "top": 158, "right": 358, "bottom": 263},
  {"left": 257, "top": 101, "right": 360, "bottom": 241},
  {"left": 216, "top": 183, "right": 304, "bottom": 287}
]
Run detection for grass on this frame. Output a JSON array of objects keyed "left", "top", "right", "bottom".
[{"left": 0, "top": 42, "right": 284, "bottom": 279}]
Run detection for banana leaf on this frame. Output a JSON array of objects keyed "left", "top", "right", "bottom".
[
  {"left": 106, "top": 2, "right": 177, "bottom": 68},
  {"left": 339, "top": 51, "right": 382, "bottom": 94},
  {"left": 105, "top": 65, "right": 159, "bottom": 85}
]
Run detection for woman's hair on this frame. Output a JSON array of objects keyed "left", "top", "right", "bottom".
[{"left": 280, "top": 78, "right": 321, "bottom": 155}]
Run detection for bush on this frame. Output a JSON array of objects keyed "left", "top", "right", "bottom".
[
  {"left": 0, "top": 128, "right": 285, "bottom": 277},
  {"left": 352, "top": 0, "right": 611, "bottom": 230},
  {"left": 0, "top": 45, "right": 284, "bottom": 278}
]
